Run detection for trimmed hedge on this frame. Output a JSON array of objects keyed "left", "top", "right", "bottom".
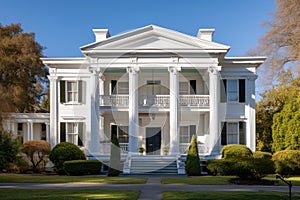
[
  {"left": 64, "top": 160, "right": 102, "bottom": 176},
  {"left": 49, "top": 142, "right": 86, "bottom": 175},
  {"left": 253, "top": 151, "right": 272, "bottom": 159},
  {"left": 206, "top": 159, "right": 235, "bottom": 176},
  {"left": 185, "top": 135, "right": 201, "bottom": 176},
  {"left": 272, "top": 150, "right": 300, "bottom": 177},
  {"left": 221, "top": 144, "right": 253, "bottom": 159}
]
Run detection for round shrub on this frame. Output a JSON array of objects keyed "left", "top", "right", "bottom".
[
  {"left": 272, "top": 150, "right": 300, "bottom": 177},
  {"left": 253, "top": 151, "right": 272, "bottom": 159},
  {"left": 206, "top": 159, "right": 235, "bottom": 176},
  {"left": 49, "top": 142, "right": 86, "bottom": 174},
  {"left": 221, "top": 144, "right": 253, "bottom": 159},
  {"left": 64, "top": 160, "right": 102, "bottom": 176}
]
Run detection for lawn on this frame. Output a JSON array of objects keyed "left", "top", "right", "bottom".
[
  {"left": 0, "top": 174, "right": 147, "bottom": 184},
  {"left": 162, "top": 191, "right": 300, "bottom": 200},
  {"left": 161, "top": 175, "right": 300, "bottom": 186},
  {"left": 0, "top": 189, "right": 140, "bottom": 200}
]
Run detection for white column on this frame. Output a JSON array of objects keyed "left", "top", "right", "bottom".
[
  {"left": 45, "top": 122, "right": 50, "bottom": 144},
  {"left": 89, "top": 69, "right": 100, "bottom": 155},
  {"left": 48, "top": 76, "right": 59, "bottom": 148},
  {"left": 27, "top": 121, "right": 33, "bottom": 141},
  {"left": 169, "top": 66, "right": 180, "bottom": 156},
  {"left": 247, "top": 76, "right": 257, "bottom": 151},
  {"left": 127, "top": 67, "right": 139, "bottom": 154},
  {"left": 208, "top": 67, "right": 220, "bottom": 154}
]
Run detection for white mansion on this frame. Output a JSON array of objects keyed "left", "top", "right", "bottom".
[{"left": 3, "top": 25, "right": 265, "bottom": 174}]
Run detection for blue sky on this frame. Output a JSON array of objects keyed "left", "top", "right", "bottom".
[{"left": 1, "top": 0, "right": 275, "bottom": 58}]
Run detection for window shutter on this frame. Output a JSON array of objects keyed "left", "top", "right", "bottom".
[
  {"left": 239, "top": 122, "right": 246, "bottom": 145},
  {"left": 190, "top": 80, "right": 196, "bottom": 94},
  {"left": 239, "top": 79, "right": 245, "bottom": 103},
  {"left": 220, "top": 79, "right": 227, "bottom": 103},
  {"left": 111, "top": 124, "right": 118, "bottom": 141},
  {"left": 111, "top": 80, "right": 117, "bottom": 94},
  {"left": 60, "top": 81, "right": 66, "bottom": 103},
  {"left": 78, "top": 80, "right": 83, "bottom": 103},
  {"left": 78, "top": 122, "right": 83, "bottom": 146},
  {"left": 60, "top": 122, "right": 66, "bottom": 142},
  {"left": 221, "top": 122, "right": 227, "bottom": 145}
]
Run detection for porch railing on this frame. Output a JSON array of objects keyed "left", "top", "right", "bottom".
[
  {"left": 99, "top": 142, "right": 128, "bottom": 155},
  {"left": 100, "top": 95, "right": 209, "bottom": 108}
]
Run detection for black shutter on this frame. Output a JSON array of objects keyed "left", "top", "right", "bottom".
[
  {"left": 189, "top": 80, "right": 196, "bottom": 94},
  {"left": 60, "top": 81, "right": 66, "bottom": 103},
  {"left": 78, "top": 122, "right": 83, "bottom": 146},
  {"left": 220, "top": 79, "right": 227, "bottom": 103},
  {"left": 78, "top": 80, "right": 83, "bottom": 103},
  {"left": 239, "top": 79, "right": 245, "bottom": 103},
  {"left": 221, "top": 122, "right": 227, "bottom": 145},
  {"left": 111, "top": 124, "right": 118, "bottom": 141},
  {"left": 60, "top": 123, "right": 66, "bottom": 142},
  {"left": 111, "top": 80, "right": 117, "bottom": 94},
  {"left": 239, "top": 122, "right": 246, "bottom": 145}
]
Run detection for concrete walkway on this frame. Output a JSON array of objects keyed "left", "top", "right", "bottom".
[{"left": 1, "top": 177, "right": 300, "bottom": 200}]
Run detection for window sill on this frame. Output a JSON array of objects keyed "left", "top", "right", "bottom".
[{"left": 62, "top": 102, "right": 82, "bottom": 105}]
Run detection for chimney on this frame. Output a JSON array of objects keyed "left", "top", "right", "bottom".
[
  {"left": 197, "top": 29, "right": 215, "bottom": 41},
  {"left": 92, "top": 29, "right": 110, "bottom": 42}
]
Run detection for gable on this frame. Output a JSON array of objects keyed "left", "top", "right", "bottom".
[{"left": 80, "top": 25, "right": 230, "bottom": 53}]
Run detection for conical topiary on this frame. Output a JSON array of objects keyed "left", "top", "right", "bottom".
[
  {"left": 185, "top": 134, "right": 201, "bottom": 176},
  {"left": 107, "top": 136, "right": 121, "bottom": 176}
]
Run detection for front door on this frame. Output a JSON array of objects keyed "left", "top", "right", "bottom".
[{"left": 146, "top": 127, "right": 161, "bottom": 155}]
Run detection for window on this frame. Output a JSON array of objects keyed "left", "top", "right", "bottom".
[
  {"left": 179, "top": 82, "right": 189, "bottom": 95},
  {"left": 220, "top": 79, "right": 245, "bottom": 103},
  {"left": 111, "top": 125, "right": 129, "bottom": 143},
  {"left": 221, "top": 122, "right": 246, "bottom": 145},
  {"left": 110, "top": 80, "right": 129, "bottom": 94},
  {"left": 60, "top": 80, "right": 83, "bottom": 103},
  {"left": 60, "top": 122, "right": 83, "bottom": 146},
  {"left": 180, "top": 125, "right": 196, "bottom": 143}
]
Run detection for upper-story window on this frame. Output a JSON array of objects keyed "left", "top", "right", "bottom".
[
  {"left": 179, "top": 80, "right": 196, "bottom": 95},
  {"left": 221, "top": 79, "right": 245, "bottom": 103},
  {"left": 60, "top": 80, "right": 84, "bottom": 104},
  {"left": 111, "top": 80, "right": 129, "bottom": 94}
]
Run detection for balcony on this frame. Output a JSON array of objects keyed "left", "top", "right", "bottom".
[{"left": 99, "top": 95, "right": 209, "bottom": 108}]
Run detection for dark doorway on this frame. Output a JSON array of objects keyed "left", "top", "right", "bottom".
[{"left": 146, "top": 127, "right": 161, "bottom": 155}]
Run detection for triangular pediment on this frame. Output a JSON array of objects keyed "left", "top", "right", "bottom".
[{"left": 81, "top": 25, "right": 230, "bottom": 53}]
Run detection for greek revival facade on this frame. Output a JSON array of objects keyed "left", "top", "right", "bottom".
[{"left": 3, "top": 25, "right": 265, "bottom": 173}]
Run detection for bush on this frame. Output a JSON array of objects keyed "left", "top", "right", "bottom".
[
  {"left": 108, "top": 136, "right": 121, "bottom": 176},
  {"left": 49, "top": 142, "right": 86, "bottom": 175},
  {"left": 253, "top": 151, "right": 272, "bottom": 159},
  {"left": 64, "top": 160, "right": 102, "bottom": 176},
  {"left": 7, "top": 155, "right": 30, "bottom": 174},
  {"left": 221, "top": 144, "right": 253, "bottom": 159},
  {"left": 185, "top": 135, "right": 201, "bottom": 176},
  {"left": 22, "top": 140, "right": 51, "bottom": 172},
  {"left": 0, "top": 130, "right": 20, "bottom": 171},
  {"left": 272, "top": 150, "right": 300, "bottom": 177},
  {"left": 206, "top": 159, "right": 235, "bottom": 176}
]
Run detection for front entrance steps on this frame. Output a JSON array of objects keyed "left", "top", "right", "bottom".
[{"left": 124, "top": 155, "right": 179, "bottom": 175}]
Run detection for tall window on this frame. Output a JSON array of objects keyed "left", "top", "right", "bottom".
[
  {"left": 60, "top": 80, "right": 83, "bottom": 104},
  {"left": 221, "top": 79, "right": 245, "bottom": 103},
  {"left": 111, "top": 125, "right": 129, "bottom": 143},
  {"left": 179, "top": 82, "right": 189, "bottom": 95},
  {"left": 111, "top": 80, "right": 129, "bottom": 94},
  {"left": 180, "top": 125, "right": 196, "bottom": 143},
  {"left": 67, "top": 81, "right": 78, "bottom": 102},
  {"left": 221, "top": 122, "right": 246, "bottom": 145},
  {"left": 60, "top": 122, "right": 83, "bottom": 146}
]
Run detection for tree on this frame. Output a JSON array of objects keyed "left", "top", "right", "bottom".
[
  {"left": 0, "top": 23, "right": 48, "bottom": 113},
  {"left": 250, "top": 0, "right": 300, "bottom": 92},
  {"left": 0, "top": 130, "right": 20, "bottom": 170},
  {"left": 107, "top": 136, "right": 121, "bottom": 176},
  {"left": 256, "top": 70, "right": 300, "bottom": 152},
  {"left": 185, "top": 135, "right": 201, "bottom": 176},
  {"left": 21, "top": 140, "right": 51, "bottom": 172},
  {"left": 272, "top": 98, "right": 300, "bottom": 151}
]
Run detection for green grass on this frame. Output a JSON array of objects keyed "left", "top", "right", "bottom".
[
  {"left": 162, "top": 191, "right": 300, "bottom": 200},
  {"left": 0, "top": 174, "right": 147, "bottom": 184},
  {"left": 161, "top": 175, "right": 300, "bottom": 186},
  {"left": 0, "top": 189, "right": 140, "bottom": 200}
]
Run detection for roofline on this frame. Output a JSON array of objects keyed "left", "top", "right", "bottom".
[
  {"left": 41, "top": 57, "right": 86, "bottom": 65},
  {"left": 223, "top": 56, "right": 266, "bottom": 67}
]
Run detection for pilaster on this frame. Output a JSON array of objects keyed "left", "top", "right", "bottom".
[{"left": 48, "top": 75, "right": 59, "bottom": 147}]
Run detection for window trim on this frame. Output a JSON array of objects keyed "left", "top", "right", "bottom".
[
  {"left": 227, "top": 80, "right": 239, "bottom": 102},
  {"left": 221, "top": 121, "right": 246, "bottom": 145},
  {"left": 66, "top": 81, "right": 79, "bottom": 103},
  {"left": 110, "top": 124, "right": 129, "bottom": 144},
  {"left": 179, "top": 125, "right": 196, "bottom": 144}
]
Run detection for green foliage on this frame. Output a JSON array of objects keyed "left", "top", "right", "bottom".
[
  {"left": 63, "top": 160, "right": 102, "bottom": 176},
  {"left": 272, "top": 150, "right": 300, "bottom": 177},
  {"left": 0, "top": 130, "right": 20, "bottom": 170},
  {"left": 253, "top": 151, "right": 272, "bottom": 159},
  {"left": 21, "top": 140, "right": 51, "bottom": 172},
  {"left": 272, "top": 98, "right": 300, "bottom": 151},
  {"left": 7, "top": 155, "right": 30, "bottom": 173},
  {"left": 206, "top": 159, "right": 235, "bottom": 176},
  {"left": 0, "top": 23, "right": 48, "bottom": 112},
  {"left": 108, "top": 136, "right": 121, "bottom": 176},
  {"left": 221, "top": 144, "right": 253, "bottom": 159},
  {"left": 185, "top": 135, "right": 201, "bottom": 176},
  {"left": 49, "top": 142, "right": 86, "bottom": 175}
]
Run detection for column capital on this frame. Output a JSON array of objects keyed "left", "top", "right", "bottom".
[
  {"left": 47, "top": 75, "right": 59, "bottom": 82},
  {"left": 99, "top": 73, "right": 105, "bottom": 81},
  {"left": 247, "top": 75, "right": 258, "bottom": 81},
  {"left": 88, "top": 66, "right": 102, "bottom": 75},
  {"left": 208, "top": 66, "right": 219, "bottom": 75},
  {"left": 168, "top": 66, "right": 181, "bottom": 74},
  {"left": 126, "top": 66, "right": 140, "bottom": 74}
]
